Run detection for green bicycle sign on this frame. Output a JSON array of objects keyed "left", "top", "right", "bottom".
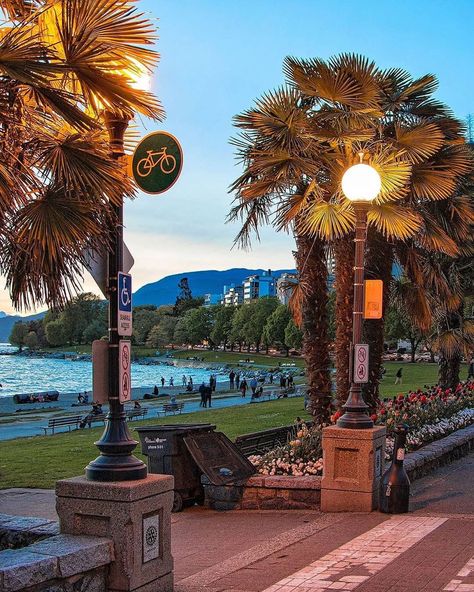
[{"left": 131, "top": 131, "right": 183, "bottom": 194}]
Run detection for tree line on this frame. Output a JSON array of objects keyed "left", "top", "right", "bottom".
[{"left": 9, "top": 293, "right": 303, "bottom": 355}]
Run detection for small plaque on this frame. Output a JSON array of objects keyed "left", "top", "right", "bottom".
[{"left": 143, "top": 514, "right": 160, "bottom": 563}]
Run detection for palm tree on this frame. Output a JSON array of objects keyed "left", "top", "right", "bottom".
[
  {"left": 0, "top": 0, "right": 163, "bottom": 309},
  {"left": 230, "top": 53, "right": 473, "bottom": 418},
  {"left": 228, "top": 89, "right": 334, "bottom": 424},
  {"left": 285, "top": 55, "right": 473, "bottom": 407}
]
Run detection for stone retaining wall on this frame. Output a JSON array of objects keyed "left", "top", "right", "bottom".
[
  {"left": 0, "top": 514, "right": 59, "bottom": 551},
  {"left": 203, "top": 422, "right": 474, "bottom": 511},
  {"left": 0, "top": 532, "right": 113, "bottom": 592}
]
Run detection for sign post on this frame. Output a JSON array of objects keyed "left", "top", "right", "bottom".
[{"left": 118, "top": 272, "right": 133, "bottom": 337}]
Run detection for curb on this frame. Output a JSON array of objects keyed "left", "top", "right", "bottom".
[{"left": 404, "top": 423, "right": 474, "bottom": 481}]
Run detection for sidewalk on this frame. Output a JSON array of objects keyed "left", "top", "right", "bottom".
[{"left": 1, "top": 453, "right": 473, "bottom": 592}]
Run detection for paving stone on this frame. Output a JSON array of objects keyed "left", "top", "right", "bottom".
[
  {"left": 0, "top": 548, "right": 58, "bottom": 591},
  {"left": 27, "top": 534, "right": 113, "bottom": 578}
]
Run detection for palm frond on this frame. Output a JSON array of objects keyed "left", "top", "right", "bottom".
[{"left": 368, "top": 204, "right": 421, "bottom": 240}]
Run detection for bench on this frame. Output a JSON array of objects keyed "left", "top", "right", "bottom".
[
  {"left": 42, "top": 415, "right": 82, "bottom": 435},
  {"left": 162, "top": 402, "right": 184, "bottom": 415},
  {"left": 126, "top": 408, "right": 149, "bottom": 421},
  {"left": 234, "top": 425, "right": 297, "bottom": 456}
]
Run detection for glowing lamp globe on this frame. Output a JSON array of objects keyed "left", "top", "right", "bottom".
[{"left": 341, "top": 163, "right": 381, "bottom": 202}]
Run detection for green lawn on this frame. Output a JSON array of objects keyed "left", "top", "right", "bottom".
[
  {"left": 379, "top": 362, "right": 440, "bottom": 397},
  {"left": 0, "top": 398, "right": 309, "bottom": 489},
  {"left": 0, "top": 359, "right": 454, "bottom": 489}
]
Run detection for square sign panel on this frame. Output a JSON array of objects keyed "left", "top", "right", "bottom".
[
  {"left": 118, "top": 272, "right": 132, "bottom": 336},
  {"left": 364, "top": 279, "right": 383, "bottom": 319}
]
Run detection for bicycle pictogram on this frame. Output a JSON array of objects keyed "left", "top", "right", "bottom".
[{"left": 136, "top": 146, "right": 177, "bottom": 178}]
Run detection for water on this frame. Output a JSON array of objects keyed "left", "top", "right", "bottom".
[{"left": 0, "top": 344, "right": 227, "bottom": 397}]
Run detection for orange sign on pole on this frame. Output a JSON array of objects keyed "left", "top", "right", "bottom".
[{"left": 364, "top": 279, "right": 383, "bottom": 319}]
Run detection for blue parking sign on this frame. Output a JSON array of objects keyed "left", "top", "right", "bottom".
[{"left": 118, "top": 272, "right": 132, "bottom": 336}]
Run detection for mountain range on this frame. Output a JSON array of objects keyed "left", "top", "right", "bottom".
[
  {"left": 0, "top": 311, "right": 45, "bottom": 343},
  {"left": 133, "top": 268, "right": 296, "bottom": 307},
  {"left": 0, "top": 268, "right": 296, "bottom": 341}
]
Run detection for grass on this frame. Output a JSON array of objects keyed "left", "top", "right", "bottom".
[
  {"left": 379, "top": 362, "right": 440, "bottom": 397},
  {"left": 0, "top": 398, "right": 309, "bottom": 489},
  {"left": 0, "top": 358, "right": 456, "bottom": 489}
]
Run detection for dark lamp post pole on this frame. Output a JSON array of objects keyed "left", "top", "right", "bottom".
[
  {"left": 336, "top": 201, "right": 373, "bottom": 429},
  {"left": 85, "top": 111, "right": 147, "bottom": 481}
]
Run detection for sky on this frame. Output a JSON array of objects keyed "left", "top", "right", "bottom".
[{"left": 1, "top": 0, "right": 473, "bottom": 314}]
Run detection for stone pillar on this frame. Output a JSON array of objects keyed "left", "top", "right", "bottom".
[
  {"left": 56, "top": 474, "right": 174, "bottom": 592},
  {"left": 321, "top": 425, "right": 386, "bottom": 512}
]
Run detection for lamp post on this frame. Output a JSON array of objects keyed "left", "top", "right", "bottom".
[
  {"left": 336, "top": 156, "right": 381, "bottom": 429},
  {"left": 86, "top": 67, "right": 151, "bottom": 481}
]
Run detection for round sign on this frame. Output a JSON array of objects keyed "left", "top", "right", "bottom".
[{"left": 131, "top": 131, "right": 183, "bottom": 194}]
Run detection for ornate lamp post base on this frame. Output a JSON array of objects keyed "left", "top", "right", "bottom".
[
  {"left": 85, "top": 409, "right": 147, "bottom": 481},
  {"left": 337, "top": 410, "right": 373, "bottom": 429}
]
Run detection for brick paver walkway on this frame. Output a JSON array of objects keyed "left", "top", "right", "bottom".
[{"left": 1, "top": 452, "right": 473, "bottom": 592}]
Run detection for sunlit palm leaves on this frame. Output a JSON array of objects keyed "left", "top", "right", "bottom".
[{"left": 0, "top": 0, "right": 163, "bottom": 308}]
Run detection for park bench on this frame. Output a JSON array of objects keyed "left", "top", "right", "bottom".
[
  {"left": 41, "top": 415, "right": 82, "bottom": 435},
  {"left": 162, "top": 402, "right": 184, "bottom": 415},
  {"left": 234, "top": 425, "right": 297, "bottom": 456},
  {"left": 126, "top": 407, "right": 149, "bottom": 421}
]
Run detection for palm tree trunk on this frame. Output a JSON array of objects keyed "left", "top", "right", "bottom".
[
  {"left": 333, "top": 234, "right": 354, "bottom": 408},
  {"left": 296, "top": 233, "right": 332, "bottom": 426},
  {"left": 438, "top": 305, "right": 464, "bottom": 389},
  {"left": 363, "top": 229, "right": 393, "bottom": 410}
]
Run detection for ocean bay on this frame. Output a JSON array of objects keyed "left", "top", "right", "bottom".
[{"left": 0, "top": 344, "right": 227, "bottom": 398}]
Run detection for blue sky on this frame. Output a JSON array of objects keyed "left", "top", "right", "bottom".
[{"left": 1, "top": 0, "right": 473, "bottom": 313}]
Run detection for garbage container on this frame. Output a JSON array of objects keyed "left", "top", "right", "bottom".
[
  {"left": 136, "top": 423, "right": 255, "bottom": 512},
  {"left": 137, "top": 424, "right": 216, "bottom": 512}
]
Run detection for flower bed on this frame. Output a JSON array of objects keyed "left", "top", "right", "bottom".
[{"left": 250, "top": 380, "right": 474, "bottom": 476}]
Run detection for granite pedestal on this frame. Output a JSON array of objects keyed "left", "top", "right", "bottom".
[
  {"left": 321, "top": 425, "right": 386, "bottom": 512},
  {"left": 56, "top": 475, "right": 174, "bottom": 592}
]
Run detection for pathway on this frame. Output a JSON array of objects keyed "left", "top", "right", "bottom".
[{"left": 1, "top": 453, "right": 473, "bottom": 591}]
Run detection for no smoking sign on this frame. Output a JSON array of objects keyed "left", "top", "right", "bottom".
[
  {"left": 119, "top": 340, "right": 131, "bottom": 403},
  {"left": 353, "top": 344, "right": 369, "bottom": 384}
]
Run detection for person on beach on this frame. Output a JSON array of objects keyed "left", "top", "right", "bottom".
[
  {"left": 182, "top": 375, "right": 187, "bottom": 387},
  {"left": 80, "top": 403, "right": 102, "bottom": 429},
  {"left": 205, "top": 384, "right": 212, "bottom": 407},
  {"left": 188, "top": 377, "right": 193, "bottom": 389},
  {"left": 229, "top": 370, "right": 235, "bottom": 389},
  {"left": 169, "top": 377, "right": 174, "bottom": 387},
  {"left": 160, "top": 377, "right": 165, "bottom": 388},
  {"left": 250, "top": 376, "right": 258, "bottom": 396},
  {"left": 199, "top": 382, "right": 206, "bottom": 407},
  {"left": 240, "top": 379, "right": 247, "bottom": 397},
  {"left": 395, "top": 368, "right": 403, "bottom": 385},
  {"left": 153, "top": 385, "right": 159, "bottom": 396}
]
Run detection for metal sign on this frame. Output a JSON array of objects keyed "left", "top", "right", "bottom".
[
  {"left": 118, "top": 272, "right": 132, "bottom": 336},
  {"left": 364, "top": 279, "right": 383, "bottom": 319},
  {"left": 119, "top": 340, "right": 131, "bottom": 403},
  {"left": 131, "top": 131, "right": 183, "bottom": 194},
  {"left": 143, "top": 514, "right": 160, "bottom": 563},
  {"left": 84, "top": 244, "right": 134, "bottom": 298},
  {"left": 353, "top": 344, "right": 369, "bottom": 384}
]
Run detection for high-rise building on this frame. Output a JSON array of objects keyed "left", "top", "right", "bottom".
[
  {"left": 242, "top": 269, "right": 276, "bottom": 303},
  {"left": 276, "top": 273, "right": 298, "bottom": 305},
  {"left": 222, "top": 284, "right": 244, "bottom": 306}
]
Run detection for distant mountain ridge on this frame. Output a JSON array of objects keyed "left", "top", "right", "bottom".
[
  {"left": 133, "top": 268, "right": 296, "bottom": 307},
  {"left": 0, "top": 311, "right": 45, "bottom": 343}
]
